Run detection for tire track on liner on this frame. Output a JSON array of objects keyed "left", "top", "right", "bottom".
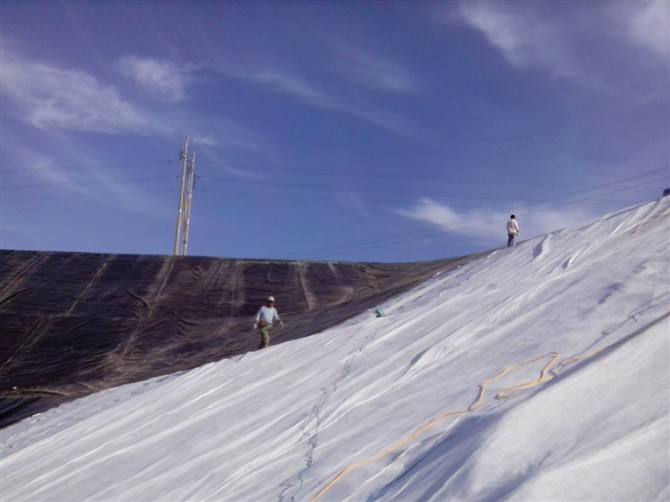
[{"left": 278, "top": 327, "right": 380, "bottom": 502}]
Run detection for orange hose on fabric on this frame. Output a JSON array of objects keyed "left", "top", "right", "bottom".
[{"left": 311, "top": 351, "right": 579, "bottom": 501}]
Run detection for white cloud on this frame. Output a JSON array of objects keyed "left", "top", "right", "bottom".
[
  {"left": 190, "top": 134, "right": 218, "bottom": 147},
  {"left": 215, "top": 163, "right": 261, "bottom": 180},
  {"left": 398, "top": 198, "right": 597, "bottom": 243},
  {"left": 335, "top": 191, "right": 372, "bottom": 219},
  {"left": 1, "top": 51, "right": 153, "bottom": 134},
  {"left": 0, "top": 50, "right": 256, "bottom": 148},
  {"left": 625, "top": 0, "right": 669, "bottom": 58},
  {"left": 8, "top": 150, "right": 88, "bottom": 195},
  {"left": 457, "top": 2, "right": 579, "bottom": 79},
  {"left": 187, "top": 116, "right": 264, "bottom": 152},
  {"left": 225, "top": 67, "right": 415, "bottom": 136},
  {"left": 328, "top": 45, "right": 419, "bottom": 93},
  {"left": 398, "top": 199, "right": 500, "bottom": 240},
  {"left": 2, "top": 143, "right": 168, "bottom": 218},
  {"left": 457, "top": 0, "right": 670, "bottom": 84},
  {"left": 118, "top": 55, "right": 190, "bottom": 102},
  {"left": 243, "top": 71, "right": 326, "bottom": 102}
]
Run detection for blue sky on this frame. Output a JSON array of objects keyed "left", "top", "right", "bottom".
[{"left": 1, "top": 0, "right": 668, "bottom": 262}]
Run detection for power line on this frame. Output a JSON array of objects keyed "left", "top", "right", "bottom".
[
  {"left": 196, "top": 178, "right": 662, "bottom": 205},
  {"left": 3, "top": 163, "right": 665, "bottom": 200},
  {"left": 197, "top": 189, "right": 642, "bottom": 206},
  {"left": 197, "top": 168, "right": 667, "bottom": 203},
  {"left": 3, "top": 170, "right": 662, "bottom": 204},
  {"left": 3, "top": 172, "right": 663, "bottom": 219},
  {"left": 3, "top": 182, "right": 657, "bottom": 205},
  {"left": 201, "top": 166, "right": 670, "bottom": 188},
  {"left": 288, "top": 179, "right": 666, "bottom": 259},
  {"left": 1, "top": 175, "right": 177, "bottom": 192},
  {"left": 0, "top": 160, "right": 176, "bottom": 177},
  {"left": 2, "top": 152, "right": 666, "bottom": 261},
  {"left": 2, "top": 187, "right": 179, "bottom": 203},
  {"left": 210, "top": 163, "right": 668, "bottom": 187},
  {"left": 287, "top": 176, "right": 667, "bottom": 258}
]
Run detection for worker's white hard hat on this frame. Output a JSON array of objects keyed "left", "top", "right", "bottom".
[{"left": 267, "top": 296, "right": 275, "bottom": 302}]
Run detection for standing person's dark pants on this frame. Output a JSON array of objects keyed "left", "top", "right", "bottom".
[
  {"left": 507, "top": 233, "right": 517, "bottom": 247},
  {"left": 258, "top": 321, "right": 273, "bottom": 349}
]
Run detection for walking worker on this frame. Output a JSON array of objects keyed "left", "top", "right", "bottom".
[
  {"left": 506, "top": 214, "right": 520, "bottom": 247},
  {"left": 254, "top": 296, "right": 283, "bottom": 349}
]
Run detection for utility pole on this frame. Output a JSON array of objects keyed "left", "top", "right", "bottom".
[
  {"left": 173, "top": 137, "right": 196, "bottom": 256},
  {"left": 182, "top": 152, "right": 196, "bottom": 255}
]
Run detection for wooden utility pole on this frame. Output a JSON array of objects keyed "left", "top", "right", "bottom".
[{"left": 173, "top": 138, "right": 196, "bottom": 256}]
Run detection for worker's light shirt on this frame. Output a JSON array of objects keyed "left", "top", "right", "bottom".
[
  {"left": 256, "top": 306, "right": 280, "bottom": 324},
  {"left": 506, "top": 219, "right": 520, "bottom": 234}
]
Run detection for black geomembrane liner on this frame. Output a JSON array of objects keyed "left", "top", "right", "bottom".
[{"left": 0, "top": 250, "right": 469, "bottom": 428}]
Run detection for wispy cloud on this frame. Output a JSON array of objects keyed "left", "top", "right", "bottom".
[
  {"left": 335, "top": 191, "right": 372, "bottom": 219},
  {"left": 456, "top": 0, "right": 669, "bottom": 86},
  {"left": 212, "top": 162, "right": 261, "bottom": 180},
  {"left": 1, "top": 49, "right": 261, "bottom": 151},
  {"left": 6, "top": 150, "right": 89, "bottom": 195},
  {"left": 118, "top": 55, "right": 191, "bottom": 102},
  {"left": 457, "top": 2, "right": 579, "bottom": 79},
  {"left": 209, "top": 26, "right": 424, "bottom": 139},
  {"left": 620, "top": 0, "right": 669, "bottom": 58},
  {"left": 225, "top": 67, "right": 416, "bottom": 137},
  {"left": 187, "top": 116, "right": 264, "bottom": 152},
  {"left": 398, "top": 198, "right": 597, "bottom": 243},
  {"left": 2, "top": 139, "right": 170, "bottom": 219},
  {"left": 327, "top": 43, "right": 419, "bottom": 93},
  {"left": 1, "top": 50, "right": 156, "bottom": 134},
  {"left": 240, "top": 70, "right": 326, "bottom": 102}
]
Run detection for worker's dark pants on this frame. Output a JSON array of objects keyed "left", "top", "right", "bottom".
[
  {"left": 507, "top": 233, "right": 517, "bottom": 248},
  {"left": 258, "top": 323, "right": 273, "bottom": 349}
]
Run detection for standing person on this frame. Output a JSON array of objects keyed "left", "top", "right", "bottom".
[
  {"left": 253, "top": 296, "right": 283, "bottom": 349},
  {"left": 506, "top": 214, "right": 520, "bottom": 247}
]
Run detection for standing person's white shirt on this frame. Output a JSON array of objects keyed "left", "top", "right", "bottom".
[
  {"left": 506, "top": 215, "right": 519, "bottom": 248},
  {"left": 254, "top": 296, "right": 283, "bottom": 350},
  {"left": 506, "top": 218, "right": 519, "bottom": 234},
  {"left": 256, "top": 305, "right": 280, "bottom": 325}
]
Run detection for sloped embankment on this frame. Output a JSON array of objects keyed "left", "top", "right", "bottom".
[
  {"left": 1, "top": 199, "right": 668, "bottom": 502},
  {"left": 0, "top": 251, "right": 466, "bottom": 427}
]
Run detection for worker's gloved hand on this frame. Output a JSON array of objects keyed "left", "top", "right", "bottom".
[
  {"left": 280, "top": 321, "right": 285, "bottom": 328},
  {"left": 253, "top": 323, "right": 258, "bottom": 331}
]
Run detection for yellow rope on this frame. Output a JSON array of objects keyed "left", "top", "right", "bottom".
[
  {"left": 311, "top": 351, "right": 577, "bottom": 501},
  {"left": 310, "top": 311, "right": 670, "bottom": 500}
]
